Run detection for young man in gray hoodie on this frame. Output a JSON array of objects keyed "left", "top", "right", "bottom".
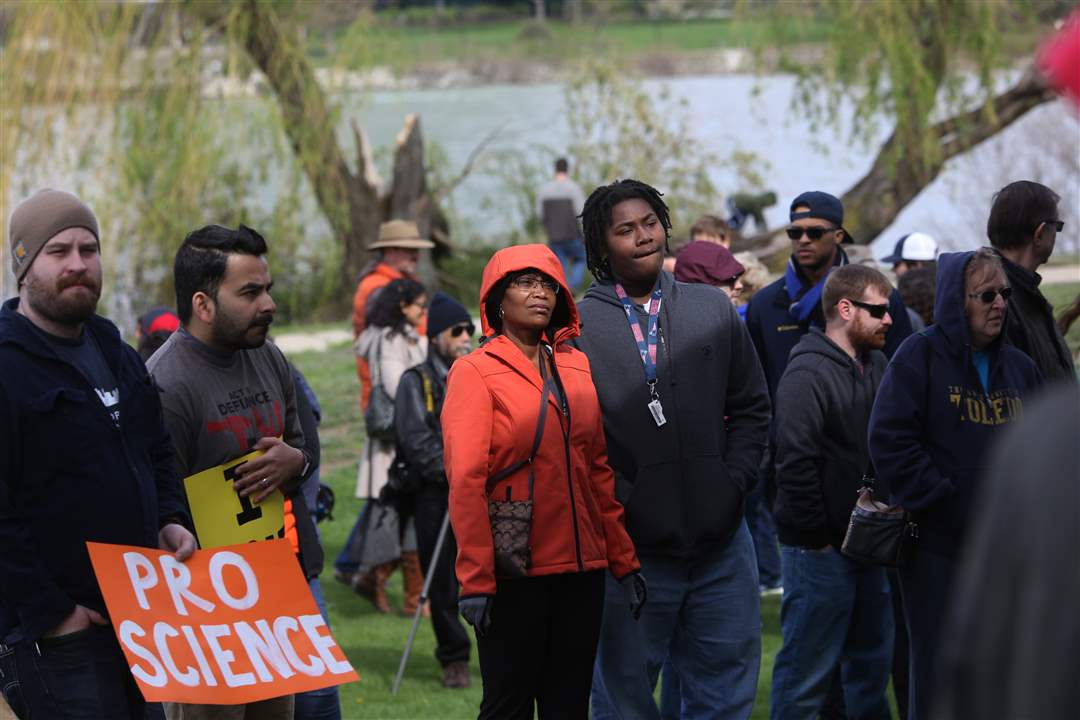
[
  {"left": 573, "top": 179, "right": 771, "bottom": 720},
  {"left": 769, "top": 265, "right": 895, "bottom": 720}
]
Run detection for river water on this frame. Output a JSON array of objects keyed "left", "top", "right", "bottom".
[
  {"left": 5, "top": 73, "right": 1077, "bottom": 306},
  {"left": 352, "top": 74, "right": 1078, "bottom": 257}
]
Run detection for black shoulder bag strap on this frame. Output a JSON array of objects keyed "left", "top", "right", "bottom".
[{"left": 485, "top": 362, "right": 553, "bottom": 502}]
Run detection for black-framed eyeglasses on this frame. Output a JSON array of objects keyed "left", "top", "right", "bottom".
[
  {"left": 848, "top": 299, "right": 890, "bottom": 319},
  {"left": 968, "top": 287, "right": 1012, "bottom": 304},
  {"left": 786, "top": 226, "right": 837, "bottom": 241},
  {"left": 509, "top": 275, "right": 560, "bottom": 295},
  {"left": 450, "top": 323, "right": 475, "bottom": 338},
  {"left": 1040, "top": 220, "right": 1065, "bottom": 233}
]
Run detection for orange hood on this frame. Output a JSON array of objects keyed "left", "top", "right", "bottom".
[{"left": 478, "top": 244, "right": 580, "bottom": 343}]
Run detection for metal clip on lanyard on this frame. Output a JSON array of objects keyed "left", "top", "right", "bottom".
[{"left": 614, "top": 283, "right": 666, "bottom": 427}]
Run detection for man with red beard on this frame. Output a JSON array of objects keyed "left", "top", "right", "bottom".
[
  {"left": 0, "top": 189, "right": 195, "bottom": 718},
  {"left": 769, "top": 265, "right": 895, "bottom": 720}
]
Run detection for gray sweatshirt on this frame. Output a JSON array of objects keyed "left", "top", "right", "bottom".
[{"left": 147, "top": 328, "right": 308, "bottom": 483}]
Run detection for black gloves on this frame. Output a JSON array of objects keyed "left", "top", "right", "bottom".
[
  {"left": 459, "top": 596, "right": 493, "bottom": 637},
  {"left": 620, "top": 572, "right": 648, "bottom": 620}
]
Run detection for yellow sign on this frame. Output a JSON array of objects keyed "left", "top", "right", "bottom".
[{"left": 183, "top": 450, "right": 285, "bottom": 549}]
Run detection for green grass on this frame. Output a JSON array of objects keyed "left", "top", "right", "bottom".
[
  {"left": 1042, "top": 281, "right": 1080, "bottom": 356},
  {"left": 325, "top": 16, "right": 826, "bottom": 72},
  {"left": 291, "top": 337, "right": 787, "bottom": 719},
  {"left": 290, "top": 275, "right": 1080, "bottom": 716}
]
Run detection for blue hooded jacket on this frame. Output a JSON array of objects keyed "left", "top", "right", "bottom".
[{"left": 868, "top": 252, "right": 1040, "bottom": 556}]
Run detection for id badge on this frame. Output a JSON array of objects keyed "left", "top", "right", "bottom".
[{"left": 647, "top": 398, "right": 667, "bottom": 427}]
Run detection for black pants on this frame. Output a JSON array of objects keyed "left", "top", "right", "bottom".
[
  {"left": 477, "top": 570, "right": 605, "bottom": 720},
  {"left": 888, "top": 568, "right": 910, "bottom": 720},
  {"left": 414, "top": 486, "right": 471, "bottom": 667},
  {"left": 0, "top": 624, "right": 162, "bottom": 719}
]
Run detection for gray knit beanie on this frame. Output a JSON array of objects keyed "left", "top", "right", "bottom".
[{"left": 9, "top": 189, "right": 100, "bottom": 282}]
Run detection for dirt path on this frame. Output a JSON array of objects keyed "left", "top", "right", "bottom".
[
  {"left": 1041, "top": 264, "right": 1080, "bottom": 285},
  {"left": 274, "top": 329, "right": 352, "bottom": 354}
]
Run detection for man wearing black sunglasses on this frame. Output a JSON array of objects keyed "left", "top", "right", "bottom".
[
  {"left": 393, "top": 292, "right": 476, "bottom": 689},
  {"left": 747, "top": 191, "right": 913, "bottom": 406},
  {"left": 771, "top": 265, "right": 895, "bottom": 720},
  {"left": 987, "top": 180, "right": 1075, "bottom": 383},
  {"left": 744, "top": 191, "right": 912, "bottom": 586}
]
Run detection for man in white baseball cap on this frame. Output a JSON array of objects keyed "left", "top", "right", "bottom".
[{"left": 879, "top": 232, "right": 939, "bottom": 277}]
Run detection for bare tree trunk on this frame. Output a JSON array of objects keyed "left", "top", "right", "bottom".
[
  {"left": 234, "top": 0, "right": 379, "bottom": 291},
  {"left": 531, "top": 0, "right": 546, "bottom": 23},
  {"left": 384, "top": 115, "right": 450, "bottom": 286}
]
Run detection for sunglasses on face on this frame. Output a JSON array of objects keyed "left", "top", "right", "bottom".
[
  {"left": 786, "top": 226, "right": 837, "bottom": 241},
  {"left": 509, "top": 275, "right": 560, "bottom": 294},
  {"left": 968, "top": 287, "right": 1012, "bottom": 304},
  {"left": 1040, "top": 220, "right": 1065, "bottom": 233},
  {"left": 450, "top": 323, "right": 475, "bottom": 338},
  {"left": 848, "top": 299, "right": 890, "bottom": 319}
]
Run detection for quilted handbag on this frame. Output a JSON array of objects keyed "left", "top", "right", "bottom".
[{"left": 485, "top": 367, "right": 554, "bottom": 579}]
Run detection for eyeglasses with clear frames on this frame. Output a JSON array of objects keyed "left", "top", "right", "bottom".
[{"left": 509, "top": 275, "right": 560, "bottom": 295}]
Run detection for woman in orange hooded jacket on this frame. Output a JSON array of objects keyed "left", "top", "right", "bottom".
[{"left": 442, "top": 244, "right": 643, "bottom": 719}]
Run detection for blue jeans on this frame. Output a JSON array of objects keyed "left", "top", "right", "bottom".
[
  {"left": 549, "top": 239, "right": 586, "bottom": 291},
  {"left": 770, "top": 546, "right": 893, "bottom": 720},
  {"left": 745, "top": 484, "right": 782, "bottom": 588},
  {"left": 333, "top": 507, "right": 364, "bottom": 575},
  {"left": 592, "top": 520, "right": 761, "bottom": 720},
  {"left": 294, "top": 578, "right": 342, "bottom": 720}
]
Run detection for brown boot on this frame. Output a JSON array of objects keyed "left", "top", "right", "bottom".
[
  {"left": 365, "top": 561, "right": 396, "bottom": 614},
  {"left": 400, "top": 551, "right": 430, "bottom": 618}
]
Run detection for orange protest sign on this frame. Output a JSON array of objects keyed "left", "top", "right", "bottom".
[{"left": 86, "top": 539, "right": 358, "bottom": 705}]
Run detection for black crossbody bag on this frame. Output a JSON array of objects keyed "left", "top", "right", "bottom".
[{"left": 841, "top": 466, "right": 918, "bottom": 568}]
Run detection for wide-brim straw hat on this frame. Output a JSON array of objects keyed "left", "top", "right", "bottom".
[{"left": 368, "top": 219, "right": 435, "bottom": 250}]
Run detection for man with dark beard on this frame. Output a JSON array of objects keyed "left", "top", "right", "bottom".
[
  {"left": 769, "top": 265, "right": 895, "bottom": 720},
  {"left": 0, "top": 189, "right": 195, "bottom": 719},
  {"left": 147, "top": 224, "right": 313, "bottom": 720}
]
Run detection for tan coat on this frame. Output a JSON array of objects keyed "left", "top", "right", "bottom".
[{"left": 354, "top": 325, "right": 428, "bottom": 499}]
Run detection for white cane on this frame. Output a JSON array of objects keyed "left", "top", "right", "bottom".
[{"left": 391, "top": 510, "right": 452, "bottom": 695}]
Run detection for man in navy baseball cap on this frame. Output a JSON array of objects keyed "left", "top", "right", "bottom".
[{"left": 742, "top": 189, "right": 914, "bottom": 612}]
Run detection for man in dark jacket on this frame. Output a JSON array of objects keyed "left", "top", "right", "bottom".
[
  {"left": 0, "top": 190, "right": 194, "bottom": 719},
  {"left": 393, "top": 292, "right": 474, "bottom": 689},
  {"left": 747, "top": 191, "right": 913, "bottom": 403},
  {"left": 770, "top": 265, "right": 895, "bottom": 720},
  {"left": 747, "top": 191, "right": 914, "bottom": 718},
  {"left": 987, "top": 180, "right": 1076, "bottom": 383},
  {"left": 869, "top": 249, "right": 1040, "bottom": 720},
  {"left": 574, "top": 179, "right": 771, "bottom": 720}
]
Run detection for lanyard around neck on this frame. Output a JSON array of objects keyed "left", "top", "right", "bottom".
[{"left": 613, "top": 283, "right": 663, "bottom": 387}]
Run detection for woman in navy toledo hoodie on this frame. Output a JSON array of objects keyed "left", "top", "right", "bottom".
[{"left": 868, "top": 248, "right": 1039, "bottom": 720}]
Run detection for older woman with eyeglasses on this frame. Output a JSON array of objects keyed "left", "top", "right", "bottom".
[
  {"left": 442, "top": 244, "right": 643, "bottom": 720},
  {"left": 868, "top": 248, "right": 1040, "bottom": 720}
]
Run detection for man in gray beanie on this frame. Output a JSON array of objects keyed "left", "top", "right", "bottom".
[{"left": 0, "top": 189, "right": 194, "bottom": 719}]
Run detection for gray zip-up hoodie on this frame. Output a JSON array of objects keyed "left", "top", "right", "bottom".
[
  {"left": 773, "top": 328, "right": 887, "bottom": 549},
  {"left": 574, "top": 272, "right": 771, "bottom": 558}
]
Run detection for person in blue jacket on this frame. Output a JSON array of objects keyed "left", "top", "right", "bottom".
[{"left": 868, "top": 248, "right": 1040, "bottom": 720}]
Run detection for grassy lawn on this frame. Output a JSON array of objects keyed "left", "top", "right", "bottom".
[
  {"left": 1042, "top": 281, "right": 1080, "bottom": 356},
  {"left": 291, "top": 278, "right": 1080, "bottom": 716},
  {"left": 291, "top": 338, "right": 785, "bottom": 719},
  {"left": 323, "top": 16, "right": 825, "bottom": 72}
]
